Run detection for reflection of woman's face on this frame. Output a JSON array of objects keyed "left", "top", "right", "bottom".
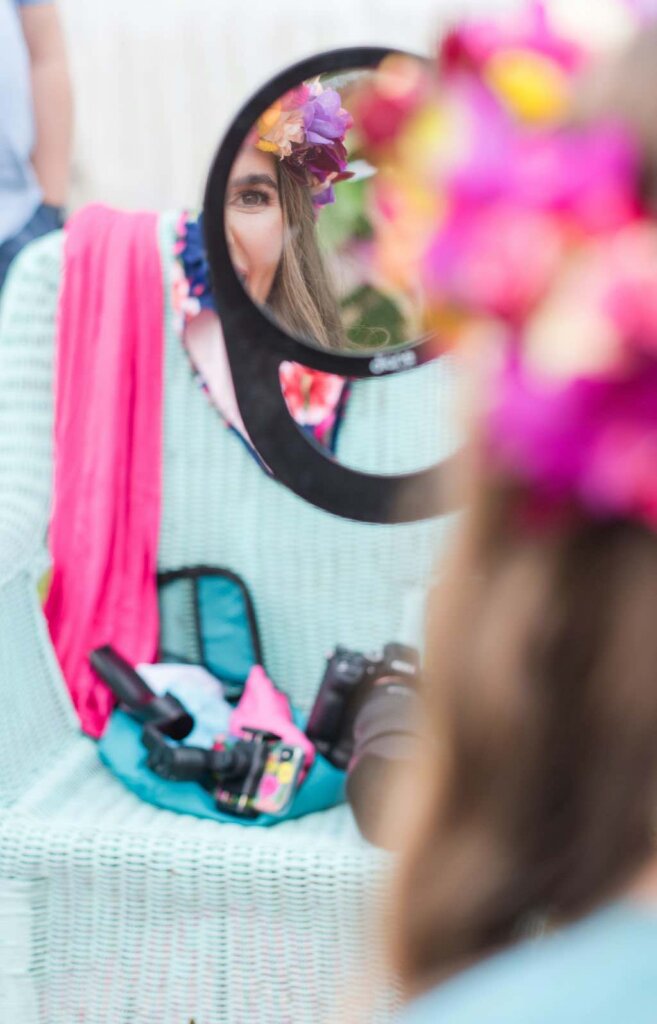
[{"left": 225, "top": 146, "right": 284, "bottom": 305}]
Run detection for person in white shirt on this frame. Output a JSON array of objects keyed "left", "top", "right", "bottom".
[{"left": 0, "top": 0, "right": 72, "bottom": 289}]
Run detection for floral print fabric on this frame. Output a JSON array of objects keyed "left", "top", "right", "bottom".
[{"left": 171, "top": 211, "right": 350, "bottom": 455}]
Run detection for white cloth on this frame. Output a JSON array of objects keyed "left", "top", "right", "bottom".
[{"left": 137, "top": 662, "right": 232, "bottom": 748}]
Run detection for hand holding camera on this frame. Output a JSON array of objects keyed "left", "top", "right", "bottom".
[{"left": 305, "top": 642, "right": 422, "bottom": 847}]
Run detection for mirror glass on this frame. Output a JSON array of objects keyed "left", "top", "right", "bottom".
[{"left": 224, "top": 56, "right": 431, "bottom": 354}]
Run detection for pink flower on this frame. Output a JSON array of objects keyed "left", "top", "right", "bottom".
[
  {"left": 351, "top": 55, "right": 433, "bottom": 150},
  {"left": 279, "top": 363, "right": 345, "bottom": 427},
  {"left": 487, "top": 353, "right": 657, "bottom": 531},
  {"left": 440, "top": 3, "right": 585, "bottom": 77},
  {"left": 600, "top": 226, "right": 657, "bottom": 355},
  {"left": 280, "top": 84, "right": 312, "bottom": 112},
  {"left": 170, "top": 260, "right": 191, "bottom": 329},
  {"left": 587, "top": 422, "right": 657, "bottom": 524},
  {"left": 423, "top": 203, "right": 564, "bottom": 325}
]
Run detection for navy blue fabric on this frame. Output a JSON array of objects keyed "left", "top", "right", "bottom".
[{"left": 0, "top": 203, "right": 63, "bottom": 290}]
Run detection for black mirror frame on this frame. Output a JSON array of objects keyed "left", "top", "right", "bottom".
[{"left": 204, "top": 46, "right": 459, "bottom": 524}]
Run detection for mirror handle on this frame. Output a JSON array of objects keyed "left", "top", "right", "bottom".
[{"left": 222, "top": 310, "right": 460, "bottom": 524}]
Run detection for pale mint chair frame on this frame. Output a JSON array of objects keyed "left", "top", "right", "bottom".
[{"left": 0, "top": 217, "right": 459, "bottom": 1024}]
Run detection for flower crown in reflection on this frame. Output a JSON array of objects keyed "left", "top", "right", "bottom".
[
  {"left": 352, "top": 1, "right": 657, "bottom": 531},
  {"left": 253, "top": 79, "right": 354, "bottom": 206}
]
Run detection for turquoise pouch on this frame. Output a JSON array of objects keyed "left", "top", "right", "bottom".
[
  {"left": 98, "top": 566, "right": 346, "bottom": 824},
  {"left": 98, "top": 709, "right": 346, "bottom": 826}
]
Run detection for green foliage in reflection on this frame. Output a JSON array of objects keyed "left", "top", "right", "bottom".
[
  {"left": 317, "top": 177, "right": 372, "bottom": 251},
  {"left": 318, "top": 177, "right": 406, "bottom": 349},
  {"left": 342, "top": 285, "right": 406, "bottom": 349}
]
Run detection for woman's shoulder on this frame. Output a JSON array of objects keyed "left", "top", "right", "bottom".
[{"left": 396, "top": 903, "right": 657, "bottom": 1024}]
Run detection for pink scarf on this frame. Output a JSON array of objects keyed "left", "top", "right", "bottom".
[{"left": 45, "top": 205, "right": 164, "bottom": 738}]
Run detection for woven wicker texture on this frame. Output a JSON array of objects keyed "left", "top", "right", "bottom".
[{"left": 0, "top": 220, "right": 459, "bottom": 1024}]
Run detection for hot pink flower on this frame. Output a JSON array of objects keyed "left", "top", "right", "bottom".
[
  {"left": 279, "top": 363, "right": 345, "bottom": 427},
  {"left": 600, "top": 226, "right": 657, "bottom": 356},
  {"left": 440, "top": 2, "right": 585, "bottom": 77},
  {"left": 423, "top": 203, "right": 565, "bottom": 325}
]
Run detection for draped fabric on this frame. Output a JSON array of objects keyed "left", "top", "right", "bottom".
[{"left": 44, "top": 204, "right": 164, "bottom": 738}]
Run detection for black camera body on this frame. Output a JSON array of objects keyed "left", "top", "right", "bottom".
[{"left": 305, "top": 642, "right": 419, "bottom": 769}]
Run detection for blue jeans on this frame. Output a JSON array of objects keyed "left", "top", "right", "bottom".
[{"left": 0, "top": 203, "right": 65, "bottom": 292}]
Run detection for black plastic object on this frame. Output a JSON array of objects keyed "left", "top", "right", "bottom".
[
  {"left": 141, "top": 724, "right": 253, "bottom": 788},
  {"left": 89, "top": 645, "right": 194, "bottom": 741},
  {"left": 203, "top": 46, "right": 461, "bottom": 524},
  {"left": 305, "top": 642, "right": 419, "bottom": 769}
]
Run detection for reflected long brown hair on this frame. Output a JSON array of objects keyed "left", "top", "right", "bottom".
[
  {"left": 393, "top": 26, "right": 657, "bottom": 997},
  {"left": 267, "top": 164, "right": 346, "bottom": 350}
]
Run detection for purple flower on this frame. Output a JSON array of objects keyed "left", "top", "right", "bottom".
[
  {"left": 304, "top": 140, "right": 349, "bottom": 178},
  {"left": 302, "top": 88, "right": 352, "bottom": 146},
  {"left": 285, "top": 136, "right": 352, "bottom": 206},
  {"left": 312, "top": 185, "right": 336, "bottom": 207}
]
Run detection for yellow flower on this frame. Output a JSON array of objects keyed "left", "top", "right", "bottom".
[
  {"left": 255, "top": 139, "right": 281, "bottom": 155},
  {"left": 256, "top": 103, "right": 305, "bottom": 159},
  {"left": 485, "top": 49, "right": 570, "bottom": 123},
  {"left": 259, "top": 102, "right": 282, "bottom": 130}
]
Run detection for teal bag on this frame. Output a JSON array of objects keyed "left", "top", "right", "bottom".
[
  {"left": 99, "top": 709, "right": 346, "bottom": 826},
  {"left": 98, "top": 567, "right": 346, "bottom": 824},
  {"left": 157, "top": 566, "right": 262, "bottom": 701}
]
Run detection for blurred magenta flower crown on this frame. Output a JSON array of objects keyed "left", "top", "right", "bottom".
[
  {"left": 353, "top": 1, "right": 657, "bottom": 531},
  {"left": 252, "top": 78, "right": 354, "bottom": 206}
]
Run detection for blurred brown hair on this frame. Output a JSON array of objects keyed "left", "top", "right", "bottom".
[
  {"left": 393, "top": 477, "right": 657, "bottom": 994},
  {"left": 393, "top": 25, "right": 657, "bottom": 997}
]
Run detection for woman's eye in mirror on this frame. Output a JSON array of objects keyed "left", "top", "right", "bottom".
[
  {"left": 223, "top": 58, "right": 430, "bottom": 355},
  {"left": 226, "top": 154, "right": 284, "bottom": 305}
]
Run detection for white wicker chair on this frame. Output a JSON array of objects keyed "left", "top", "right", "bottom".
[{"left": 0, "top": 216, "right": 459, "bottom": 1024}]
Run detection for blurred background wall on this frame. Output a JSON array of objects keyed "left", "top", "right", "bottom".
[{"left": 57, "top": 0, "right": 524, "bottom": 212}]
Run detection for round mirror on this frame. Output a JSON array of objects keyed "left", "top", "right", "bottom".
[
  {"left": 223, "top": 57, "right": 431, "bottom": 356},
  {"left": 204, "top": 47, "right": 457, "bottom": 524}
]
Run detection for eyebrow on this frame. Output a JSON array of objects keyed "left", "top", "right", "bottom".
[{"left": 230, "top": 173, "right": 278, "bottom": 190}]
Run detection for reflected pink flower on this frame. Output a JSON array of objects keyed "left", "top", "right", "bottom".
[{"left": 279, "top": 363, "right": 345, "bottom": 427}]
